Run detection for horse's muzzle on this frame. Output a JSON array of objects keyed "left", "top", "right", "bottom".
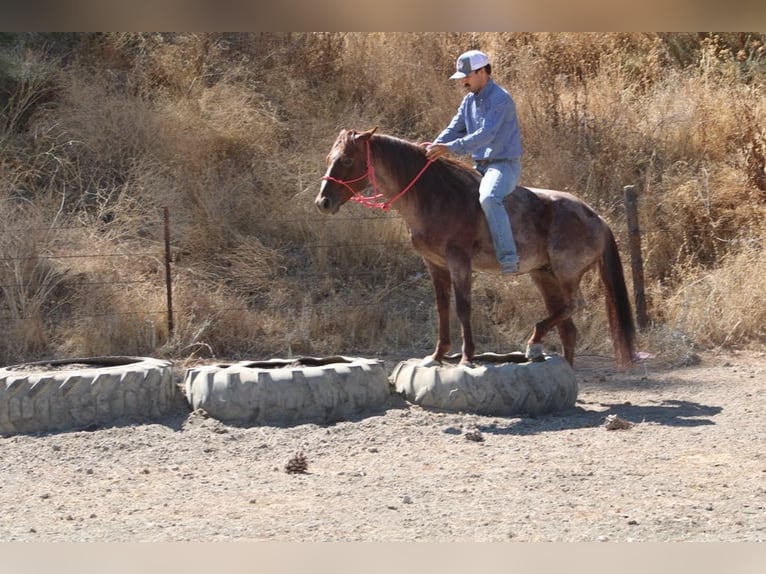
[{"left": 314, "top": 194, "right": 339, "bottom": 215}]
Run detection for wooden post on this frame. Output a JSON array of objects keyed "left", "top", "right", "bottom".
[
  {"left": 163, "top": 206, "right": 174, "bottom": 338},
  {"left": 623, "top": 185, "right": 648, "bottom": 330}
]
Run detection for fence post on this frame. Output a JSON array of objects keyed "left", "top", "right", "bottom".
[
  {"left": 163, "top": 206, "right": 174, "bottom": 338},
  {"left": 623, "top": 185, "right": 648, "bottom": 330}
]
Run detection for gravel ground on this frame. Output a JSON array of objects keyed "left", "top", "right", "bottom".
[{"left": 1, "top": 350, "right": 765, "bottom": 542}]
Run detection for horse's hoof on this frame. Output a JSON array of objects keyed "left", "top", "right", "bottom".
[
  {"left": 525, "top": 343, "right": 545, "bottom": 362},
  {"left": 419, "top": 356, "right": 441, "bottom": 368}
]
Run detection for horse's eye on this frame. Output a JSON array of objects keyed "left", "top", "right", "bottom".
[{"left": 340, "top": 156, "right": 353, "bottom": 167}]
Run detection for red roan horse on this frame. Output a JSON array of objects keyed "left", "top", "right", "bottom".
[{"left": 315, "top": 128, "right": 636, "bottom": 369}]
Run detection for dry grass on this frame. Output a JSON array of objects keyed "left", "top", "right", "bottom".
[
  {"left": 663, "top": 245, "right": 766, "bottom": 348},
  {"left": 0, "top": 201, "right": 67, "bottom": 361},
  {"left": 2, "top": 33, "right": 766, "bottom": 365}
]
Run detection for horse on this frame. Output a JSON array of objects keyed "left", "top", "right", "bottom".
[{"left": 315, "top": 127, "right": 636, "bottom": 369}]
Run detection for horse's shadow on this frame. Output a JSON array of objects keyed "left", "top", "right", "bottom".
[{"left": 471, "top": 399, "right": 722, "bottom": 437}]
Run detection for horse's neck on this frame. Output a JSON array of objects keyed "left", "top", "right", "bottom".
[
  {"left": 368, "top": 143, "right": 425, "bottom": 213},
  {"left": 368, "top": 161, "right": 420, "bottom": 222}
]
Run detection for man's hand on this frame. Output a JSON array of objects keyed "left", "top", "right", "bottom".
[{"left": 425, "top": 143, "right": 449, "bottom": 161}]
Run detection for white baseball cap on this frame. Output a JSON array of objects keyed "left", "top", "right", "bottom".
[{"left": 449, "top": 50, "right": 490, "bottom": 79}]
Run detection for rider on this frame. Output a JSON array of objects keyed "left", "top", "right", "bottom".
[{"left": 425, "top": 49, "right": 523, "bottom": 275}]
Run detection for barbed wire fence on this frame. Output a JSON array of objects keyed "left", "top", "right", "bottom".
[
  {"left": 0, "top": 207, "right": 440, "bottom": 351},
  {"left": 1, "top": 190, "right": 652, "bottom": 359}
]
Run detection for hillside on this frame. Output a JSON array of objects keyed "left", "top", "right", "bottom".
[{"left": 1, "top": 32, "right": 765, "bottom": 365}]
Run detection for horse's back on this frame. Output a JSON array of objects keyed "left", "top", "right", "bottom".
[
  {"left": 508, "top": 186, "right": 609, "bottom": 273},
  {"left": 517, "top": 186, "right": 596, "bottom": 210},
  {"left": 514, "top": 185, "right": 605, "bottom": 227}
]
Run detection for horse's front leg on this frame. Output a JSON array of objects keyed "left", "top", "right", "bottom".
[
  {"left": 446, "top": 245, "right": 474, "bottom": 366},
  {"left": 422, "top": 259, "right": 452, "bottom": 366}
]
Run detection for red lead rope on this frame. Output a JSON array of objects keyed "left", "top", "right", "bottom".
[{"left": 322, "top": 140, "right": 435, "bottom": 211}]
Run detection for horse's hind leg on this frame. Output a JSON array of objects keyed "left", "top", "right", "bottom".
[
  {"left": 527, "top": 268, "right": 579, "bottom": 366},
  {"left": 556, "top": 319, "right": 577, "bottom": 366}
]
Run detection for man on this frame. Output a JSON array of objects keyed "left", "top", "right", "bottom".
[{"left": 425, "top": 49, "right": 523, "bottom": 275}]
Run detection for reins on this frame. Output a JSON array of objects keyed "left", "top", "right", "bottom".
[{"left": 321, "top": 139, "right": 435, "bottom": 211}]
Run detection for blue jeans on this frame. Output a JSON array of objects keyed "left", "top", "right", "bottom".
[{"left": 476, "top": 158, "right": 521, "bottom": 268}]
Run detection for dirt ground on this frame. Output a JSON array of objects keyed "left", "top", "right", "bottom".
[{"left": 1, "top": 349, "right": 764, "bottom": 542}]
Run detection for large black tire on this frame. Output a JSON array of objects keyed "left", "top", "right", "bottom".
[
  {"left": 0, "top": 356, "right": 177, "bottom": 435},
  {"left": 184, "top": 356, "right": 390, "bottom": 425},
  {"left": 390, "top": 352, "right": 577, "bottom": 416}
]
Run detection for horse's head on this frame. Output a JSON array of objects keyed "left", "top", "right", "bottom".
[{"left": 315, "top": 127, "right": 376, "bottom": 215}]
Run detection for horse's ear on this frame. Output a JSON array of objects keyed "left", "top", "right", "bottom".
[{"left": 357, "top": 127, "right": 377, "bottom": 141}]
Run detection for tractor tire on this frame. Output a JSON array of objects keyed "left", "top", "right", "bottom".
[
  {"left": 390, "top": 352, "right": 577, "bottom": 416},
  {"left": 0, "top": 356, "right": 177, "bottom": 435},
  {"left": 183, "top": 355, "right": 391, "bottom": 425}
]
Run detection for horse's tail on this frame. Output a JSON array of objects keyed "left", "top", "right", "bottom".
[{"left": 599, "top": 225, "right": 636, "bottom": 369}]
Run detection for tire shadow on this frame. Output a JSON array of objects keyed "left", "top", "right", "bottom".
[{"left": 474, "top": 399, "right": 723, "bottom": 436}]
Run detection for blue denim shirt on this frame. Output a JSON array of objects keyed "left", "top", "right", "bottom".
[{"left": 433, "top": 78, "right": 522, "bottom": 162}]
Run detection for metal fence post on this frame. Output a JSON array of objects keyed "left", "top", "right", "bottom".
[{"left": 163, "top": 206, "right": 174, "bottom": 338}]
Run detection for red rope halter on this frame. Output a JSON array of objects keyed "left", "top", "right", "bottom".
[{"left": 321, "top": 139, "right": 435, "bottom": 211}]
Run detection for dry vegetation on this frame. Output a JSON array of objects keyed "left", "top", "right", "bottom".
[{"left": 2, "top": 32, "right": 766, "bottom": 366}]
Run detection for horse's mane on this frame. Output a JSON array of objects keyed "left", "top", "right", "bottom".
[{"left": 368, "top": 133, "right": 482, "bottom": 213}]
